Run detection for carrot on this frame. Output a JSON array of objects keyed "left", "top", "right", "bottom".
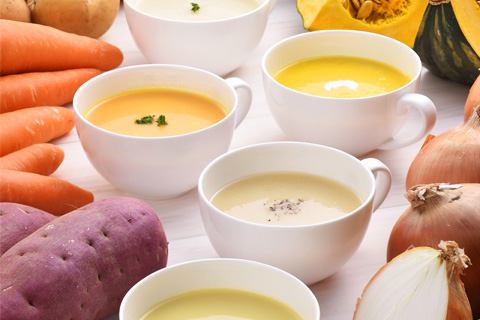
[
  {"left": 0, "top": 68, "right": 102, "bottom": 114},
  {"left": 0, "top": 169, "right": 94, "bottom": 215},
  {"left": 0, "top": 106, "right": 75, "bottom": 156},
  {"left": 0, "top": 143, "right": 65, "bottom": 175},
  {"left": 0, "top": 20, "right": 123, "bottom": 76}
]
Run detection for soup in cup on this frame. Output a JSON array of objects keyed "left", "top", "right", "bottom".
[
  {"left": 124, "top": 0, "right": 277, "bottom": 76},
  {"left": 262, "top": 30, "right": 437, "bottom": 157},
  {"left": 73, "top": 64, "right": 252, "bottom": 199},
  {"left": 198, "top": 141, "right": 392, "bottom": 285},
  {"left": 120, "top": 258, "right": 320, "bottom": 320}
]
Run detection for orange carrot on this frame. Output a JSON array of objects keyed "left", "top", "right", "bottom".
[
  {"left": 0, "top": 143, "right": 65, "bottom": 175},
  {"left": 0, "top": 106, "right": 75, "bottom": 156},
  {"left": 0, "top": 169, "right": 94, "bottom": 215},
  {"left": 0, "top": 68, "right": 102, "bottom": 113},
  {"left": 0, "top": 20, "right": 123, "bottom": 76}
]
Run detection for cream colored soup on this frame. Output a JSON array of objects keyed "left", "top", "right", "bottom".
[
  {"left": 211, "top": 171, "right": 362, "bottom": 226},
  {"left": 84, "top": 88, "right": 228, "bottom": 137},
  {"left": 273, "top": 55, "right": 411, "bottom": 98},
  {"left": 135, "top": 0, "right": 260, "bottom": 21},
  {"left": 139, "top": 288, "right": 302, "bottom": 320}
]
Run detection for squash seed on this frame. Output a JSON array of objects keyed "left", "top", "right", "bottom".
[
  {"left": 342, "top": 0, "right": 349, "bottom": 9},
  {"left": 357, "top": 0, "right": 373, "bottom": 19},
  {"left": 351, "top": 0, "right": 361, "bottom": 9}
]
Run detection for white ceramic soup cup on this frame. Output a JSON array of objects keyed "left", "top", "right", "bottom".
[
  {"left": 198, "top": 141, "right": 392, "bottom": 285},
  {"left": 73, "top": 64, "right": 251, "bottom": 200},
  {"left": 124, "top": 0, "right": 276, "bottom": 77},
  {"left": 262, "top": 30, "right": 437, "bottom": 157},
  {"left": 120, "top": 258, "right": 320, "bottom": 320}
]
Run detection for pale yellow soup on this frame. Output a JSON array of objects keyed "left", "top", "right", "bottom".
[
  {"left": 211, "top": 171, "right": 362, "bottom": 226},
  {"left": 138, "top": 288, "right": 303, "bottom": 320},
  {"left": 273, "top": 55, "right": 412, "bottom": 98},
  {"left": 135, "top": 0, "right": 260, "bottom": 21},
  {"left": 84, "top": 88, "right": 228, "bottom": 137}
]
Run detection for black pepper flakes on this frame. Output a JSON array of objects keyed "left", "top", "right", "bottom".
[{"left": 265, "top": 198, "right": 303, "bottom": 218}]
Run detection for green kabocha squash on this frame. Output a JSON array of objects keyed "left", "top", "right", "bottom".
[
  {"left": 414, "top": 0, "right": 480, "bottom": 85},
  {"left": 297, "top": 0, "right": 428, "bottom": 48}
]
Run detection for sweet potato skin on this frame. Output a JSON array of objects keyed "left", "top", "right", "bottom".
[
  {"left": 0, "top": 197, "right": 168, "bottom": 320},
  {"left": 0, "top": 202, "right": 56, "bottom": 256}
]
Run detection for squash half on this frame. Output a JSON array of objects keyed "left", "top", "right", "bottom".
[
  {"left": 297, "top": 0, "right": 428, "bottom": 48},
  {"left": 413, "top": 0, "right": 480, "bottom": 85}
]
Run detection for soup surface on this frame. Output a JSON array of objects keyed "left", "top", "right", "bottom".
[
  {"left": 211, "top": 171, "right": 362, "bottom": 226},
  {"left": 139, "top": 288, "right": 302, "bottom": 320},
  {"left": 84, "top": 88, "right": 228, "bottom": 137},
  {"left": 273, "top": 55, "right": 411, "bottom": 98},
  {"left": 135, "top": 0, "right": 260, "bottom": 21}
]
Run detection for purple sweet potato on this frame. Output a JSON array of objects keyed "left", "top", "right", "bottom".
[
  {"left": 0, "top": 197, "right": 168, "bottom": 320},
  {"left": 0, "top": 202, "right": 56, "bottom": 256}
]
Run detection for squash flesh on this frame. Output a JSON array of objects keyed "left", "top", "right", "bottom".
[
  {"left": 451, "top": 0, "right": 480, "bottom": 57},
  {"left": 297, "top": 0, "right": 428, "bottom": 47}
]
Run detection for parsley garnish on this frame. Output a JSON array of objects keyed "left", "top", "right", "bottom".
[
  {"left": 135, "top": 114, "right": 168, "bottom": 126},
  {"left": 135, "top": 115, "right": 154, "bottom": 124},
  {"left": 156, "top": 114, "right": 168, "bottom": 126},
  {"left": 191, "top": 2, "right": 200, "bottom": 12}
]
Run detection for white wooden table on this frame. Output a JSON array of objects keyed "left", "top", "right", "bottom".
[{"left": 51, "top": 1, "right": 471, "bottom": 319}]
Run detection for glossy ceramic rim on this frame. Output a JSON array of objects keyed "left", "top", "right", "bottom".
[
  {"left": 261, "top": 30, "right": 423, "bottom": 101},
  {"left": 119, "top": 258, "right": 321, "bottom": 319},
  {"left": 124, "top": 0, "right": 271, "bottom": 24},
  {"left": 73, "top": 64, "right": 239, "bottom": 141},
  {"left": 198, "top": 141, "right": 377, "bottom": 230}
]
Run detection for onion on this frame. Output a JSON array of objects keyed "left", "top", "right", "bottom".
[
  {"left": 405, "top": 105, "right": 480, "bottom": 189},
  {"left": 354, "top": 241, "right": 472, "bottom": 320},
  {"left": 464, "top": 75, "right": 480, "bottom": 121},
  {"left": 387, "top": 183, "right": 480, "bottom": 318}
]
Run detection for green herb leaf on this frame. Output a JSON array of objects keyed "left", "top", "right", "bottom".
[
  {"left": 191, "top": 2, "right": 200, "bottom": 12},
  {"left": 156, "top": 114, "right": 168, "bottom": 126},
  {"left": 135, "top": 115, "right": 154, "bottom": 124}
]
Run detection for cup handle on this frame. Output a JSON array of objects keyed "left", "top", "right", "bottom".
[
  {"left": 378, "top": 93, "right": 437, "bottom": 151},
  {"left": 361, "top": 158, "right": 392, "bottom": 212},
  {"left": 225, "top": 77, "right": 252, "bottom": 128}
]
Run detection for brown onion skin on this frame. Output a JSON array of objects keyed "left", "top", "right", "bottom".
[
  {"left": 387, "top": 184, "right": 480, "bottom": 318},
  {"left": 447, "top": 267, "right": 473, "bottom": 320},
  {"left": 464, "top": 75, "right": 480, "bottom": 121},
  {"left": 445, "top": 246, "right": 474, "bottom": 320},
  {"left": 405, "top": 107, "right": 480, "bottom": 189}
]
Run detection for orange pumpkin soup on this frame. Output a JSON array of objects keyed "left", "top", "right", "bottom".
[{"left": 84, "top": 88, "right": 228, "bottom": 137}]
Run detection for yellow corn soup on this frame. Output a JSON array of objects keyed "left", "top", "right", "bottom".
[
  {"left": 138, "top": 288, "right": 303, "bottom": 320},
  {"left": 211, "top": 171, "right": 362, "bottom": 226},
  {"left": 273, "top": 55, "right": 411, "bottom": 98},
  {"left": 84, "top": 88, "right": 228, "bottom": 137},
  {"left": 135, "top": 0, "right": 260, "bottom": 21}
]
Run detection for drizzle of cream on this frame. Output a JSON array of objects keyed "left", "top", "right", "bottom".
[{"left": 324, "top": 80, "right": 359, "bottom": 91}]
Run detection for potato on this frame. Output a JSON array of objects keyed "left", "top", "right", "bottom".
[
  {"left": 0, "top": 0, "right": 30, "bottom": 22},
  {"left": 0, "top": 197, "right": 168, "bottom": 320},
  {"left": 0, "top": 202, "right": 56, "bottom": 256},
  {"left": 28, "top": 0, "right": 120, "bottom": 38}
]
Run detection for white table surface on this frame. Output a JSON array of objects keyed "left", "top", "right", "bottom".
[{"left": 50, "top": 1, "right": 471, "bottom": 319}]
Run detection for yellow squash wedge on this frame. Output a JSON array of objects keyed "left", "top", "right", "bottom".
[
  {"left": 297, "top": 0, "right": 429, "bottom": 48},
  {"left": 451, "top": 0, "right": 480, "bottom": 58}
]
